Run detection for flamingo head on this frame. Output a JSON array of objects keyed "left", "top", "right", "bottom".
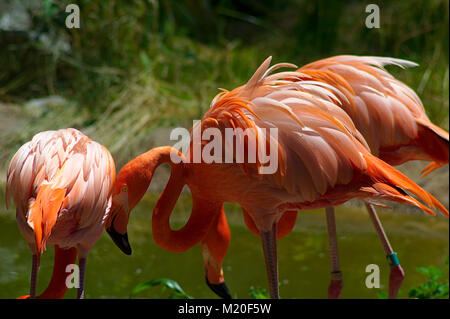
[
  {"left": 106, "top": 177, "right": 133, "bottom": 255},
  {"left": 106, "top": 158, "right": 155, "bottom": 255},
  {"left": 202, "top": 244, "right": 232, "bottom": 299}
]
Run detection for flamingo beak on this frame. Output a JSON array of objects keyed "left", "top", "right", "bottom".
[
  {"left": 106, "top": 224, "right": 132, "bottom": 255},
  {"left": 206, "top": 278, "right": 232, "bottom": 299}
]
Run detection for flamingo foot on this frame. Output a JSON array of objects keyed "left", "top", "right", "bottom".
[
  {"left": 388, "top": 264, "right": 405, "bottom": 299},
  {"left": 328, "top": 280, "right": 343, "bottom": 299},
  {"left": 328, "top": 271, "right": 343, "bottom": 299},
  {"left": 17, "top": 295, "right": 31, "bottom": 299}
]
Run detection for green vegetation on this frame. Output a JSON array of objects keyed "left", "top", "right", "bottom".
[
  {"left": 408, "top": 256, "right": 449, "bottom": 299},
  {"left": 378, "top": 256, "right": 449, "bottom": 299},
  {"left": 129, "top": 278, "right": 271, "bottom": 299},
  {"left": 135, "top": 254, "right": 450, "bottom": 299},
  {"left": 129, "top": 278, "right": 193, "bottom": 299},
  {"left": 249, "top": 286, "right": 270, "bottom": 299},
  {"left": 0, "top": 0, "right": 448, "bottom": 174}
]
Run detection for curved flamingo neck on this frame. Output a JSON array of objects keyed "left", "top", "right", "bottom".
[
  {"left": 38, "top": 246, "right": 77, "bottom": 299},
  {"left": 152, "top": 166, "right": 222, "bottom": 253},
  {"left": 121, "top": 146, "right": 221, "bottom": 253},
  {"left": 120, "top": 146, "right": 182, "bottom": 210}
]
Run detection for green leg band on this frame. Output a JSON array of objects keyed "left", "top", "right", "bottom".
[{"left": 386, "top": 253, "right": 400, "bottom": 267}]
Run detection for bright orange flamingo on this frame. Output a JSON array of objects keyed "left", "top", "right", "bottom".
[
  {"left": 107, "top": 57, "right": 448, "bottom": 299},
  {"left": 6, "top": 128, "right": 117, "bottom": 299},
  {"left": 199, "top": 56, "right": 449, "bottom": 299}
]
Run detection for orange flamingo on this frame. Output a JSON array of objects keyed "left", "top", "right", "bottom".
[
  {"left": 6, "top": 128, "right": 117, "bottom": 299},
  {"left": 199, "top": 56, "right": 449, "bottom": 299},
  {"left": 107, "top": 58, "right": 448, "bottom": 299}
]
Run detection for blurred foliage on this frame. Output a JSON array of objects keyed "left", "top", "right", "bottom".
[
  {"left": 408, "top": 256, "right": 449, "bottom": 299},
  {"left": 0, "top": 0, "right": 448, "bottom": 170},
  {"left": 129, "top": 278, "right": 272, "bottom": 299},
  {"left": 129, "top": 277, "right": 193, "bottom": 299},
  {"left": 249, "top": 285, "right": 269, "bottom": 299}
]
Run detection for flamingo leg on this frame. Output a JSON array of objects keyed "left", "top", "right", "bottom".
[
  {"left": 325, "top": 207, "right": 343, "bottom": 299},
  {"left": 77, "top": 257, "right": 87, "bottom": 299},
  {"left": 365, "top": 203, "right": 404, "bottom": 299},
  {"left": 30, "top": 254, "right": 39, "bottom": 299},
  {"left": 260, "top": 223, "right": 279, "bottom": 299}
]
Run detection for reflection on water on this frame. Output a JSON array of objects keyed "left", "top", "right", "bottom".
[{"left": 0, "top": 194, "right": 448, "bottom": 299}]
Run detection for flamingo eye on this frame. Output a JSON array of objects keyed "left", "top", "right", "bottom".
[{"left": 121, "top": 185, "right": 128, "bottom": 192}]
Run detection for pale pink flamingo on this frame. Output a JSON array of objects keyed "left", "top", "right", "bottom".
[{"left": 6, "top": 128, "right": 117, "bottom": 298}]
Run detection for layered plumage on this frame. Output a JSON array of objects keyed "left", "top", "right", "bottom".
[
  {"left": 298, "top": 55, "right": 449, "bottom": 174},
  {"left": 6, "top": 128, "right": 116, "bottom": 298},
  {"left": 109, "top": 57, "right": 448, "bottom": 299},
  {"left": 196, "top": 57, "right": 446, "bottom": 222},
  {"left": 201, "top": 56, "right": 449, "bottom": 298}
]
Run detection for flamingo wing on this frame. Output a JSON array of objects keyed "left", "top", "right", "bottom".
[
  {"left": 298, "top": 55, "right": 449, "bottom": 169},
  {"left": 202, "top": 57, "right": 368, "bottom": 202},
  {"left": 202, "top": 58, "right": 447, "bottom": 217}
]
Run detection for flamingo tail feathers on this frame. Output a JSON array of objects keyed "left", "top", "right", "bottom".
[
  {"left": 415, "top": 118, "right": 449, "bottom": 176},
  {"left": 28, "top": 185, "right": 66, "bottom": 255},
  {"left": 363, "top": 153, "right": 448, "bottom": 217}
]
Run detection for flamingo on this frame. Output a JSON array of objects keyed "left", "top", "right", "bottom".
[
  {"left": 107, "top": 57, "right": 448, "bottom": 299},
  {"left": 6, "top": 128, "right": 117, "bottom": 299},
  {"left": 190, "top": 56, "right": 450, "bottom": 299},
  {"left": 201, "top": 55, "right": 450, "bottom": 299}
]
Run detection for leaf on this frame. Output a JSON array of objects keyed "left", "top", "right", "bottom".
[
  {"left": 249, "top": 286, "right": 269, "bottom": 299},
  {"left": 415, "top": 266, "right": 430, "bottom": 276},
  {"left": 408, "top": 258, "right": 449, "bottom": 299},
  {"left": 377, "top": 291, "right": 388, "bottom": 299},
  {"left": 43, "top": 0, "right": 58, "bottom": 18},
  {"left": 129, "top": 278, "right": 193, "bottom": 299},
  {"left": 139, "top": 51, "right": 151, "bottom": 69}
]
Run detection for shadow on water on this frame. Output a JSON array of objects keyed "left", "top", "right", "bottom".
[{"left": 0, "top": 193, "right": 448, "bottom": 299}]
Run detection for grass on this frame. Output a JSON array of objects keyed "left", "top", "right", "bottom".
[{"left": 0, "top": 0, "right": 448, "bottom": 178}]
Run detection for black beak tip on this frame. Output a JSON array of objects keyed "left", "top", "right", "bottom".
[
  {"left": 106, "top": 226, "right": 132, "bottom": 255},
  {"left": 206, "top": 278, "right": 232, "bottom": 299}
]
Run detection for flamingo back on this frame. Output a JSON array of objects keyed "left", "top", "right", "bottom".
[
  {"left": 6, "top": 128, "right": 116, "bottom": 253},
  {"left": 298, "top": 55, "right": 449, "bottom": 169},
  {"left": 200, "top": 58, "right": 447, "bottom": 220},
  {"left": 202, "top": 57, "right": 371, "bottom": 203}
]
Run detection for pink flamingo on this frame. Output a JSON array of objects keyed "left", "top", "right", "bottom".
[{"left": 6, "top": 128, "right": 117, "bottom": 298}]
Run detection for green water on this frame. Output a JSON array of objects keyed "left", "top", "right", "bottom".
[{"left": 0, "top": 194, "right": 448, "bottom": 299}]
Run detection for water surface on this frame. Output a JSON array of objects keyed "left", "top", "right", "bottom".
[{"left": 0, "top": 194, "right": 448, "bottom": 299}]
